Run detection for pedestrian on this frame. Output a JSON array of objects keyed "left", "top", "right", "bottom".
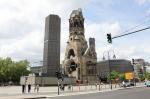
[
  {"left": 28, "top": 84, "right": 31, "bottom": 93},
  {"left": 95, "top": 82, "right": 98, "bottom": 89},
  {"left": 68, "top": 84, "right": 71, "bottom": 90},
  {"left": 60, "top": 84, "right": 62, "bottom": 91},
  {"left": 60, "top": 84, "right": 64, "bottom": 91},
  {"left": 34, "top": 84, "right": 37, "bottom": 92},
  {"left": 37, "top": 84, "right": 39, "bottom": 92},
  {"left": 22, "top": 85, "right": 25, "bottom": 93},
  {"left": 122, "top": 81, "right": 125, "bottom": 87}
]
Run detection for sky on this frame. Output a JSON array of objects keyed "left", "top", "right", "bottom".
[{"left": 0, "top": 0, "right": 150, "bottom": 66}]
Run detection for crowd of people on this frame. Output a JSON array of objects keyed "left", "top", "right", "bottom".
[{"left": 22, "top": 84, "right": 39, "bottom": 93}]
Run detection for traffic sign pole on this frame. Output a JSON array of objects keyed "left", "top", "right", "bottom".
[{"left": 57, "top": 80, "right": 60, "bottom": 95}]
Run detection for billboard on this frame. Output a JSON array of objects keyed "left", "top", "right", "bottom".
[{"left": 125, "top": 72, "right": 134, "bottom": 80}]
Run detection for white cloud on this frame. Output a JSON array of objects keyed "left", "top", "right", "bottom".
[
  {"left": 85, "top": 21, "right": 121, "bottom": 39},
  {"left": 84, "top": 21, "right": 122, "bottom": 61},
  {"left": 0, "top": 31, "right": 43, "bottom": 61},
  {"left": 85, "top": 21, "right": 121, "bottom": 47},
  {"left": 135, "top": 0, "right": 150, "bottom": 5},
  {"left": 141, "top": 44, "right": 150, "bottom": 54},
  {"left": 0, "top": 0, "right": 90, "bottom": 65},
  {"left": 146, "top": 8, "right": 150, "bottom": 15},
  {"left": 0, "top": 0, "right": 150, "bottom": 65},
  {"left": 135, "top": 0, "right": 146, "bottom": 5},
  {"left": 115, "top": 46, "right": 136, "bottom": 59},
  {"left": 87, "top": 22, "right": 121, "bottom": 46},
  {"left": 85, "top": 20, "right": 150, "bottom": 62}
]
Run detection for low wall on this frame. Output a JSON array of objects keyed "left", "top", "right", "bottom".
[{"left": 20, "top": 76, "right": 76, "bottom": 86}]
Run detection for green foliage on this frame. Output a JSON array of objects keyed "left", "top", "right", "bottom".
[
  {"left": 110, "top": 71, "right": 119, "bottom": 80},
  {"left": 118, "top": 73, "right": 125, "bottom": 81},
  {"left": 138, "top": 73, "right": 145, "bottom": 81},
  {"left": 0, "top": 57, "right": 30, "bottom": 84},
  {"left": 107, "top": 71, "right": 118, "bottom": 81},
  {"left": 107, "top": 71, "right": 125, "bottom": 81},
  {"left": 146, "top": 73, "right": 150, "bottom": 80}
]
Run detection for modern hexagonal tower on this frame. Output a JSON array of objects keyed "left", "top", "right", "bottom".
[{"left": 43, "top": 14, "right": 61, "bottom": 76}]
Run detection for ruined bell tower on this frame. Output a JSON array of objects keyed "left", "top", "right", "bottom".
[{"left": 63, "top": 8, "right": 97, "bottom": 82}]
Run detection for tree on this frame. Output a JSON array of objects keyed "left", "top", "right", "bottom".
[
  {"left": 138, "top": 73, "right": 145, "bottom": 81},
  {"left": 109, "top": 71, "right": 119, "bottom": 80},
  {"left": 107, "top": 71, "right": 125, "bottom": 84},
  {"left": 107, "top": 71, "right": 119, "bottom": 84},
  {"left": 146, "top": 73, "right": 150, "bottom": 80},
  {"left": 0, "top": 57, "right": 30, "bottom": 85},
  {"left": 118, "top": 73, "right": 125, "bottom": 81}
]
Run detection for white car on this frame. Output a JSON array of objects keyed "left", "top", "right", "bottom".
[{"left": 122, "top": 81, "right": 134, "bottom": 87}]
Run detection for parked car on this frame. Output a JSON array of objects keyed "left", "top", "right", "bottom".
[
  {"left": 121, "top": 80, "right": 135, "bottom": 87},
  {"left": 130, "top": 81, "right": 135, "bottom": 86},
  {"left": 145, "top": 81, "right": 150, "bottom": 87}
]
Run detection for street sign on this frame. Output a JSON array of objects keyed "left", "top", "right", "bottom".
[{"left": 125, "top": 72, "right": 134, "bottom": 80}]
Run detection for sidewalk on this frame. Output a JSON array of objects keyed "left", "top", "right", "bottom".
[{"left": 0, "top": 82, "right": 145, "bottom": 99}]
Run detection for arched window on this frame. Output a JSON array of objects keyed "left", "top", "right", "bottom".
[
  {"left": 67, "top": 49, "right": 75, "bottom": 59},
  {"left": 70, "top": 61, "right": 76, "bottom": 71},
  {"left": 71, "top": 61, "right": 76, "bottom": 66}
]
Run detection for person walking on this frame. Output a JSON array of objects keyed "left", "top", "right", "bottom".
[
  {"left": 28, "top": 84, "right": 31, "bottom": 93},
  {"left": 22, "top": 85, "right": 25, "bottom": 93},
  {"left": 37, "top": 84, "right": 39, "bottom": 92},
  {"left": 34, "top": 84, "right": 37, "bottom": 92},
  {"left": 122, "top": 81, "right": 125, "bottom": 88},
  {"left": 34, "top": 84, "right": 39, "bottom": 92},
  {"left": 68, "top": 84, "right": 71, "bottom": 90}
]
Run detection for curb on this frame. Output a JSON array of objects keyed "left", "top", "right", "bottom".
[
  {"left": 2, "top": 85, "right": 144, "bottom": 99},
  {"left": 44, "top": 85, "right": 145, "bottom": 98}
]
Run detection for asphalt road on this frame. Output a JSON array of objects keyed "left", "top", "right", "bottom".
[{"left": 51, "top": 87, "right": 150, "bottom": 99}]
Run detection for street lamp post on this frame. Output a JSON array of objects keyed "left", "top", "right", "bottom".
[
  {"left": 39, "top": 71, "right": 43, "bottom": 86},
  {"left": 143, "top": 62, "right": 147, "bottom": 80},
  {"left": 103, "top": 50, "right": 116, "bottom": 90},
  {"left": 107, "top": 52, "right": 112, "bottom": 90}
]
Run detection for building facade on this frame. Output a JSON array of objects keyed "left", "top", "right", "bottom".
[
  {"left": 97, "top": 59, "right": 134, "bottom": 79},
  {"left": 30, "top": 66, "right": 43, "bottom": 74},
  {"left": 62, "top": 8, "right": 97, "bottom": 82},
  {"left": 134, "top": 59, "right": 146, "bottom": 78},
  {"left": 43, "top": 14, "right": 61, "bottom": 76}
]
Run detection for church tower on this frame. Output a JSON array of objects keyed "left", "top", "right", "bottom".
[{"left": 63, "top": 9, "right": 97, "bottom": 82}]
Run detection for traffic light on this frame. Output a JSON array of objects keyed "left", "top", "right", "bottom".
[
  {"left": 107, "top": 33, "right": 112, "bottom": 43},
  {"left": 132, "top": 59, "right": 135, "bottom": 65}
]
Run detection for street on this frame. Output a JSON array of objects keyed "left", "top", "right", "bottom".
[
  {"left": 52, "top": 87, "right": 150, "bottom": 99},
  {"left": 0, "top": 83, "right": 145, "bottom": 99}
]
